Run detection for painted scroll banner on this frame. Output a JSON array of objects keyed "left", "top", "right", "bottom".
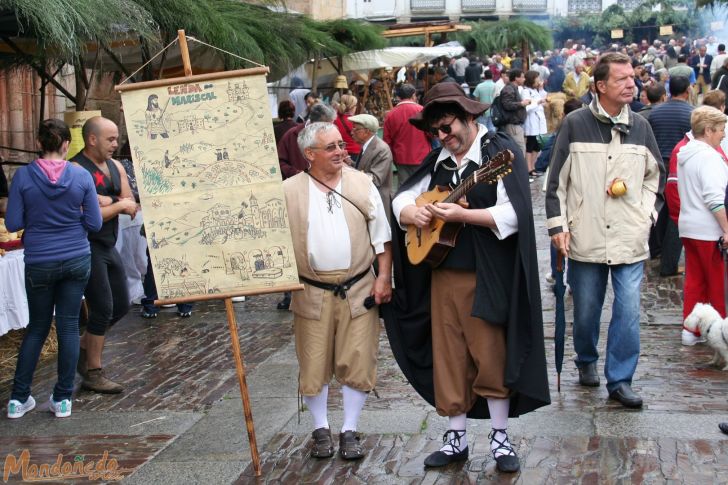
[{"left": 119, "top": 69, "right": 298, "bottom": 300}]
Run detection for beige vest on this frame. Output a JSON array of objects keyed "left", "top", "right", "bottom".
[{"left": 283, "top": 167, "right": 376, "bottom": 320}]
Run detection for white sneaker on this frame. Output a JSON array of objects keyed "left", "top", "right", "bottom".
[
  {"left": 48, "top": 395, "right": 72, "bottom": 418},
  {"left": 7, "top": 396, "right": 36, "bottom": 419},
  {"left": 682, "top": 329, "right": 706, "bottom": 346},
  {"left": 231, "top": 296, "right": 246, "bottom": 302}
]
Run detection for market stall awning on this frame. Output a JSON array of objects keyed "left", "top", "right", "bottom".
[{"left": 270, "top": 44, "right": 466, "bottom": 91}]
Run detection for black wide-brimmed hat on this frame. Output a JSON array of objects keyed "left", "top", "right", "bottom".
[{"left": 409, "top": 82, "right": 490, "bottom": 131}]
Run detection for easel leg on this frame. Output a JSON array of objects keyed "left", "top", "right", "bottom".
[{"left": 224, "top": 297, "right": 261, "bottom": 476}]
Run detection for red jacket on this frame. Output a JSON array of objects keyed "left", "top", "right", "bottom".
[
  {"left": 334, "top": 113, "right": 361, "bottom": 156},
  {"left": 666, "top": 135, "right": 728, "bottom": 225},
  {"left": 383, "top": 101, "right": 431, "bottom": 166},
  {"left": 277, "top": 124, "right": 307, "bottom": 180}
]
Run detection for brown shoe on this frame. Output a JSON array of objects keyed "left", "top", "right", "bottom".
[
  {"left": 77, "top": 348, "right": 87, "bottom": 378},
  {"left": 82, "top": 368, "right": 124, "bottom": 394},
  {"left": 310, "top": 427, "right": 334, "bottom": 458},
  {"left": 339, "top": 430, "right": 364, "bottom": 460}
]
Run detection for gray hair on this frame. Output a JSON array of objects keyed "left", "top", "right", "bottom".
[
  {"left": 297, "top": 122, "right": 339, "bottom": 155},
  {"left": 308, "top": 103, "right": 336, "bottom": 123}
]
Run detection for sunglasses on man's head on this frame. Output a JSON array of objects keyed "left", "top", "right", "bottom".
[{"left": 429, "top": 121, "right": 454, "bottom": 137}]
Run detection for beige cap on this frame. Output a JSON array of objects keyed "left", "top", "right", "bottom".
[{"left": 348, "top": 114, "right": 379, "bottom": 132}]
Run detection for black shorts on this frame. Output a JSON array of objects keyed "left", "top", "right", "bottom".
[{"left": 526, "top": 135, "right": 541, "bottom": 153}]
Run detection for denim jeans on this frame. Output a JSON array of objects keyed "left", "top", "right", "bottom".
[
  {"left": 12, "top": 254, "right": 91, "bottom": 402},
  {"left": 567, "top": 259, "right": 644, "bottom": 393}
]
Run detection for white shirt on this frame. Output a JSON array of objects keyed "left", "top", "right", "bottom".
[
  {"left": 494, "top": 78, "right": 506, "bottom": 98},
  {"left": 359, "top": 135, "right": 375, "bottom": 159},
  {"left": 307, "top": 177, "right": 391, "bottom": 271},
  {"left": 392, "top": 124, "right": 518, "bottom": 240}
]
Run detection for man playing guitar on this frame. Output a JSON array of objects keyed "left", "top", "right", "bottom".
[{"left": 385, "top": 83, "right": 549, "bottom": 473}]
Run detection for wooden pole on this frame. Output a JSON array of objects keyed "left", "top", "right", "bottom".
[
  {"left": 225, "top": 297, "right": 262, "bottom": 476},
  {"left": 170, "top": 31, "right": 261, "bottom": 477},
  {"left": 177, "top": 30, "right": 193, "bottom": 77}
]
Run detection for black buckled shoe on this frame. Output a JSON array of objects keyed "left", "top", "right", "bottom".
[
  {"left": 608, "top": 383, "right": 643, "bottom": 408},
  {"left": 424, "top": 430, "right": 468, "bottom": 467},
  {"left": 339, "top": 430, "right": 365, "bottom": 460},
  {"left": 719, "top": 422, "right": 728, "bottom": 435},
  {"left": 489, "top": 429, "right": 520, "bottom": 473},
  {"left": 310, "top": 427, "right": 334, "bottom": 458},
  {"left": 578, "top": 362, "right": 600, "bottom": 387}
]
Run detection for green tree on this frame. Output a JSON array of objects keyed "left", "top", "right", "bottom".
[{"left": 459, "top": 19, "right": 552, "bottom": 70}]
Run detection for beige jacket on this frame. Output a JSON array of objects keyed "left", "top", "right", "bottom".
[
  {"left": 545, "top": 100, "right": 664, "bottom": 265},
  {"left": 283, "top": 167, "right": 375, "bottom": 319}
]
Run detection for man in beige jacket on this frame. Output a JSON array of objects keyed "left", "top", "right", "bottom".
[
  {"left": 546, "top": 53, "right": 663, "bottom": 409},
  {"left": 283, "top": 122, "right": 392, "bottom": 461}
]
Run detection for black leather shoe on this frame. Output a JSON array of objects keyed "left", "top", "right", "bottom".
[
  {"left": 490, "top": 429, "right": 520, "bottom": 473},
  {"left": 309, "top": 427, "right": 334, "bottom": 458},
  {"left": 578, "top": 362, "right": 600, "bottom": 387},
  {"left": 339, "top": 430, "right": 365, "bottom": 460},
  {"left": 719, "top": 422, "right": 728, "bottom": 435},
  {"left": 495, "top": 454, "right": 520, "bottom": 473},
  {"left": 608, "top": 383, "right": 643, "bottom": 408},
  {"left": 423, "top": 447, "right": 469, "bottom": 467},
  {"left": 424, "top": 430, "right": 468, "bottom": 467}
]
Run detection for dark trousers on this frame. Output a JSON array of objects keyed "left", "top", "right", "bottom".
[
  {"left": 660, "top": 216, "right": 683, "bottom": 276},
  {"left": 649, "top": 196, "right": 682, "bottom": 275},
  {"left": 12, "top": 254, "right": 91, "bottom": 401},
  {"left": 85, "top": 242, "right": 130, "bottom": 336},
  {"left": 142, "top": 248, "right": 192, "bottom": 314}
]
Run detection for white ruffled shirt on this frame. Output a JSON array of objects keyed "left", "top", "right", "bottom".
[
  {"left": 307, "top": 177, "right": 391, "bottom": 271},
  {"left": 392, "top": 124, "right": 518, "bottom": 240}
]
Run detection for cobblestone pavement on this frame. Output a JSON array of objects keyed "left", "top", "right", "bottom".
[{"left": 1, "top": 178, "right": 727, "bottom": 484}]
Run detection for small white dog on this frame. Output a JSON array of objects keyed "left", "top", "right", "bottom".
[{"left": 683, "top": 303, "right": 728, "bottom": 370}]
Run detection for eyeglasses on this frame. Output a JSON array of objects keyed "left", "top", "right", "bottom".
[
  {"left": 429, "top": 120, "right": 455, "bottom": 137},
  {"left": 310, "top": 141, "right": 347, "bottom": 153}
]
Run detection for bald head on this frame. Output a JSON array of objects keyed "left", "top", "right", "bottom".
[
  {"left": 82, "top": 116, "right": 115, "bottom": 143},
  {"left": 81, "top": 116, "right": 119, "bottom": 163}
]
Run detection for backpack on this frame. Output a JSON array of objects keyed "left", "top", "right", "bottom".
[{"left": 489, "top": 95, "right": 507, "bottom": 128}]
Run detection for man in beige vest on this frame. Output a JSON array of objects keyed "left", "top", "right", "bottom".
[{"left": 283, "top": 122, "right": 392, "bottom": 461}]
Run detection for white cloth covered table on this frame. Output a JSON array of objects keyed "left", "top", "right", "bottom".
[{"left": 0, "top": 249, "right": 28, "bottom": 336}]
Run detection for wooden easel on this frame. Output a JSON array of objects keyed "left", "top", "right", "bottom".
[{"left": 117, "top": 30, "right": 304, "bottom": 477}]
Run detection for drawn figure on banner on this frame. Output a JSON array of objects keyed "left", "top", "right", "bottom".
[
  {"left": 249, "top": 246, "right": 288, "bottom": 279},
  {"left": 163, "top": 150, "right": 181, "bottom": 175},
  {"left": 145, "top": 94, "right": 169, "bottom": 139},
  {"left": 228, "top": 252, "right": 250, "bottom": 281},
  {"left": 156, "top": 256, "right": 207, "bottom": 298}
]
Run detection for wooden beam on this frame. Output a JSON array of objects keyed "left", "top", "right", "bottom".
[
  {"left": 382, "top": 23, "right": 472, "bottom": 38},
  {"left": 0, "top": 36, "right": 77, "bottom": 104}
]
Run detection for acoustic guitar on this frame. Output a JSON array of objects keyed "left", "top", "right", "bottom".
[{"left": 406, "top": 149, "right": 514, "bottom": 267}]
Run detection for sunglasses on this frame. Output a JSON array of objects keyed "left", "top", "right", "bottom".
[
  {"left": 310, "top": 141, "right": 347, "bottom": 153},
  {"left": 429, "top": 120, "right": 455, "bottom": 137}
]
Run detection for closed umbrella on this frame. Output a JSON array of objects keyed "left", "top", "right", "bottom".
[{"left": 553, "top": 252, "right": 566, "bottom": 392}]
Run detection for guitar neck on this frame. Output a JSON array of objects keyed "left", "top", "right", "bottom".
[{"left": 444, "top": 176, "right": 476, "bottom": 203}]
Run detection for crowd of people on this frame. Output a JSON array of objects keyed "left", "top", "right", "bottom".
[{"left": 3, "top": 31, "right": 728, "bottom": 473}]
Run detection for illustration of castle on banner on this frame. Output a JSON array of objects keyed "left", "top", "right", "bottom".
[{"left": 120, "top": 73, "right": 299, "bottom": 299}]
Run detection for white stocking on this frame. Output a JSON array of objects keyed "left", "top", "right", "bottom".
[
  {"left": 341, "top": 385, "right": 367, "bottom": 432},
  {"left": 440, "top": 413, "right": 468, "bottom": 454},
  {"left": 487, "top": 397, "right": 514, "bottom": 457},
  {"left": 303, "top": 384, "right": 329, "bottom": 430}
]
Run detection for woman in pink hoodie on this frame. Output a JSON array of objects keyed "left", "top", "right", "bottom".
[{"left": 5, "top": 119, "right": 102, "bottom": 419}]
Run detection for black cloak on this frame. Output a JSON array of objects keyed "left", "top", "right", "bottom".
[{"left": 381, "top": 132, "right": 551, "bottom": 419}]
